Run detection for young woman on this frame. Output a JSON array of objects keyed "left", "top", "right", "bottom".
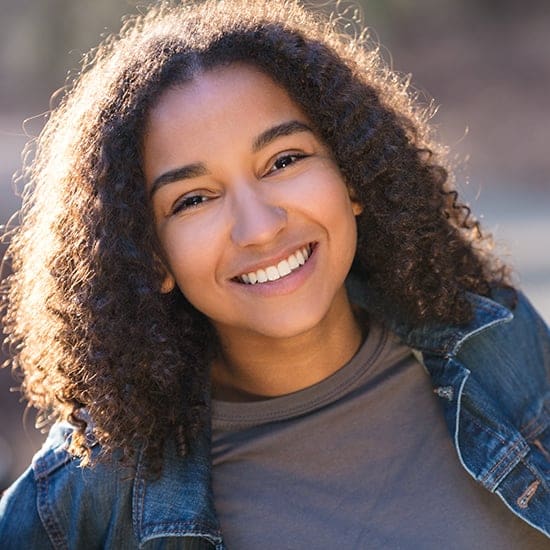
[{"left": 1, "top": 1, "right": 549, "bottom": 548}]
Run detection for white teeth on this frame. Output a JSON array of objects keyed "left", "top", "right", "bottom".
[
  {"left": 288, "top": 254, "right": 299, "bottom": 270},
  {"left": 238, "top": 244, "right": 313, "bottom": 285},
  {"left": 277, "top": 259, "right": 291, "bottom": 277},
  {"left": 266, "top": 266, "right": 280, "bottom": 281}
]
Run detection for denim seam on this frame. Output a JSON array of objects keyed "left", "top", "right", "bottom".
[
  {"left": 138, "top": 525, "right": 223, "bottom": 549},
  {"left": 521, "top": 405, "right": 550, "bottom": 440},
  {"left": 524, "top": 420, "right": 548, "bottom": 441},
  {"left": 133, "top": 449, "right": 146, "bottom": 541},
  {"left": 467, "top": 412, "right": 508, "bottom": 446},
  {"left": 461, "top": 406, "right": 529, "bottom": 488},
  {"left": 33, "top": 442, "right": 73, "bottom": 479},
  {"left": 481, "top": 437, "right": 528, "bottom": 487},
  {"left": 455, "top": 374, "right": 530, "bottom": 490},
  {"left": 139, "top": 532, "right": 220, "bottom": 549},
  {"left": 451, "top": 313, "right": 514, "bottom": 356},
  {"left": 35, "top": 466, "right": 68, "bottom": 550}
]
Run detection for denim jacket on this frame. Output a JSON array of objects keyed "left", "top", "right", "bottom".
[{"left": 1, "top": 288, "right": 549, "bottom": 549}]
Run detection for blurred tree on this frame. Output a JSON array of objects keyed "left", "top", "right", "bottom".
[{"left": 0, "top": 0, "right": 155, "bottom": 111}]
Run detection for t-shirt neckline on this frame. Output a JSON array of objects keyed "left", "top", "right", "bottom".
[{"left": 212, "top": 322, "right": 388, "bottom": 430}]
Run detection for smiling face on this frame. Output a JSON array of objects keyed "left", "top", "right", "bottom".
[{"left": 143, "top": 64, "right": 361, "bottom": 344}]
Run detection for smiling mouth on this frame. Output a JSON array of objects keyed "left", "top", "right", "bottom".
[{"left": 236, "top": 244, "right": 314, "bottom": 285}]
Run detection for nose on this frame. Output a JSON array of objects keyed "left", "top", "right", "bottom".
[{"left": 230, "top": 185, "right": 287, "bottom": 247}]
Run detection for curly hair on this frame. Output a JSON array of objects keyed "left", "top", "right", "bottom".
[{"left": 1, "top": 0, "right": 510, "bottom": 474}]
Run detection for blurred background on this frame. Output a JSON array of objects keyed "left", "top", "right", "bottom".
[{"left": 1, "top": 0, "right": 549, "bottom": 490}]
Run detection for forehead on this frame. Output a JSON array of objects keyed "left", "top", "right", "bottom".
[
  {"left": 145, "top": 63, "right": 307, "bottom": 134},
  {"left": 142, "top": 64, "right": 313, "bottom": 184}
]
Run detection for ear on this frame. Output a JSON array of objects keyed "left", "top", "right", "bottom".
[
  {"left": 160, "top": 271, "right": 176, "bottom": 294},
  {"left": 153, "top": 250, "right": 176, "bottom": 293},
  {"left": 347, "top": 185, "right": 363, "bottom": 216},
  {"left": 351, "top": 200, "right": 363, "bottom": 216}
]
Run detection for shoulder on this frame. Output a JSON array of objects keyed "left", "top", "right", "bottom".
[{"left": 0, "top": 422, "right": 137, "bottom": 549}]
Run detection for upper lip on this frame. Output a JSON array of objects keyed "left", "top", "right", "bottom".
[{"left": 230, "top": 242, "right": 315, "bottom": 279}]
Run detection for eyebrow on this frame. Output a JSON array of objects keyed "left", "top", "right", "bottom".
[
  {"left": 149, "top": 119, "right": 313, "bottom": 196},
  {"left": 252, "top": 120, "right": 313, "bottom": 152},
  {"left": 149, "top": 163, "right": 208, "bottom": 197}
]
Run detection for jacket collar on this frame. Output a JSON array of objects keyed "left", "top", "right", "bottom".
[
  {"left": 391, "top": 291, "right": 513, "bottom": 355},
  {"left": 345, "top": 270, "right": 514, "bottom": 356}
]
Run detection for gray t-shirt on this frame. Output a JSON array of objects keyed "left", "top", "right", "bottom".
[{"left": 211, "top": 322, "right": 548, "bottom": 549}]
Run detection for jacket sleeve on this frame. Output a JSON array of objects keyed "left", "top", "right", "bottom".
[
  {"left": 1, "top": 422, "right": 139, "bottom": 549},
  {"left": 0, "top": 466, "right": 54, "bottom": 549}
]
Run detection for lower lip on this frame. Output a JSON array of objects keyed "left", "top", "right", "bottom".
[{"left": 231, "top": 245, "right": 318, "bottom": 298}]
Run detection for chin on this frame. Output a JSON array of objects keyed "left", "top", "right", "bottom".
[{"left": 244, "top": 309, "right": 328, "bottom": 340}]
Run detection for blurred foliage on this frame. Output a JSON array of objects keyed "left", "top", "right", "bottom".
[
  {"left": 1, "top": 0, "right": 548, "bottom": 111},
  {"left": 1, "top": 0, "right": 152, "bottom": 109}
]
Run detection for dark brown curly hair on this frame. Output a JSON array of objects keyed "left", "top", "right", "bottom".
[{"left": 1, "top": 0, "right": 510, "bottom": 474}]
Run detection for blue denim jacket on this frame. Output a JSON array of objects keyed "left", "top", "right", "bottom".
[{"left": 1, "top": 288, "right": 549, "bottom": 549}]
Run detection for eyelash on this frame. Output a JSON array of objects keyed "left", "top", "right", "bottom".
[
  {"left": 267, "top": 152, "right": 309, "bottom": 174},
  {"left": 171, "top": 194, "right": 209, "bottom": 214},
  {"left": 169, "top": 152, "right": 310, "bottom": 215}
]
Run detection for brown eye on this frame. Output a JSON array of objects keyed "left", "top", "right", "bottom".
[
  {"left": 172, "top": 194, "right": 208, "bottom": 214},
  {"left": 268, "top": 153, "right": 308, "bottom": 174}
]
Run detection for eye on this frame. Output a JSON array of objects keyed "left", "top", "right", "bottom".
[
  {"left": 266, "top": 152, "right": 309, "bottom": 175},
  {"left": 171, "top": 193, "right": 209, "bottom": 215}
]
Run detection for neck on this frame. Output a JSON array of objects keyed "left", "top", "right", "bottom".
[{"left": 211, "top": 289, "right": 365, "bottom": 402}]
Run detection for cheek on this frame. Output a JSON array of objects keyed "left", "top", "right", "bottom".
[
  {"left": 322, "top": 181, "right": 359, "bottom": 263},
  {"left": 303, "top": 171, "right": 358, "bottom": 243},
  {"left": 160, "top": 218, "right": 221, "bottom": 295}
]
